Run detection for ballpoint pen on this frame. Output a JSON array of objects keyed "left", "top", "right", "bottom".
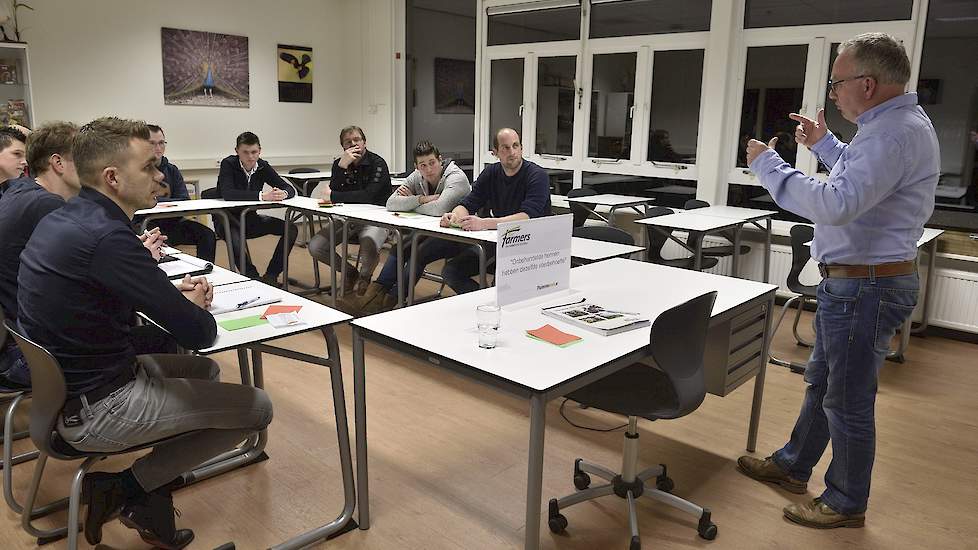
[{"left": 235, "top": 297, "right": 260, "bottom": 309}]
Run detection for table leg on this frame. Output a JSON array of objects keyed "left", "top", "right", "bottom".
[
  {"left": 693, "top": 237, "right": 703, "bottom": 271},
  {"left": 395, "top": 229, "right": 405, "bottom": 308},
  {"left": 763, "top": 218, "right": 772, "bottom": 284},
  {"left": 353, "top": 327, "right": 370, "bottom": 529},
  {"left": 271, "top": 327, "right": 358, "bottom": 549},
  {"left": 329, "top": 214, "right": 338, "bottom": 307},
  {"left": 408, "top": 232, "right": 420, "bottom": 306},
  {"left": 523, "top": 394, "right": 546, "bottom": 550},
  {"left": 283, "top": 208, "right": 293, "bottom": 292},
  {"left": 478, "top": 244, "right": 488, "bottom": 289},
  {"left": 239, "top": 209, "right": 249, "bottom": 276},
  {"left": 748, "top": 296, "right": 775, "bottom": 452},
  {"left": 340, "top": 218, "right": 350, "bottom": 299},
  {"left": 213, "top": 211, "right": 238, "bottom": 274},
  {"left": 912, "top": 238, "right": 938, "bottom": 334},
  {"left": 732, "top": 225, "right": 742, "bottom": 278}
]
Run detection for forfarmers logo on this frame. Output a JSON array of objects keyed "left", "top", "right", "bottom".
[{"left": 500, "top": 225, "right": 531, "bottom": 248}]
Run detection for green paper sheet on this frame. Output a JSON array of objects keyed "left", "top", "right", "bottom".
[{"left": 219, "top": 315, "right": 269, "bottom": 331}]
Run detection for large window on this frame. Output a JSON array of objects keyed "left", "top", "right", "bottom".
[
  {"left": 649, "top": 49, "right": 704, "bottom": 164},
  {"left": 590, "top": 0, "right": 711, "bottom": 38},
  {"left": 487, "top": 5, "right": 581, "bottom": 46},
  {"left": 744, "top": 0, "right": 912, "bottom": 29},
  {"left": 535, "top": 56, "right": 577, "bottom": 156},
  {"left": 736, "top": 45, "right": 808, "bottom": 168},
  {"left": 488, "top": 58, "right": 524, "bottom": 150},
  {"left": 588, "top": 52, "right": 636, "bottom": 159},
  {"left": 917, "top": 0, "right": 978, "bottom": 213}
]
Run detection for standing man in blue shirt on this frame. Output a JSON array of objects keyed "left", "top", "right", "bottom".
[
  {"left": 737, "top": 33, "right": 939, "bottom": 529},
  {"left": 436, "top": 127, "right": 551, "bottom": 294},
  {"left": 140, "top": 124, "right": 217, "bottom": 261}
]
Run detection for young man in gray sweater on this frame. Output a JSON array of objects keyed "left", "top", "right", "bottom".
[{"left": 350, "top": 140, "right": 470, "bottom": 314}]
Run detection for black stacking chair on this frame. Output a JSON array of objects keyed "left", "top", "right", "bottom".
[
  {"left": 769, "top": 224, "right": 818, "bottom": 374},
  {"left": 548, "top": 292, "right": 720, "bottom": 548},
  {"left": 567, "top": 187, "right": 600, "bottom": 228}
]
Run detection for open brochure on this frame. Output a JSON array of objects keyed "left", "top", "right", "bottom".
[
  {"left": 158, "top": 255, "right": 213, "bottom": 279},
  {"left": 208, "top": 283, "right": 281, "bottom": 316},
  {"left": 541, "top": 298, "right": 649, "bottom": 336}
]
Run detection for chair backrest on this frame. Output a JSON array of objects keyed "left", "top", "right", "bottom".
[
  {"left": 3, "top": 320, "right": 68, "bottom": 458},
  {"left": 647, "top": 291, "right": 717, "bottom": 417},
  {"left": 684, "top": 199, "right": 710, "bottom": 210},
  {"left": 567, "top": 187, "right": 598, "bottom": 228},
  {"left": 0, "top": 307, "right": 6, "bottom": 349},
  {"left": 200, "top": 186, "right": 220, "bottom": 200},
  {"left": 641, "top": 206, "right": 675, "bottom": 263},
  {"left": 287, "top": 167, "right": 325, "bottom": 197},
  {"left": 786, "top": 224, "right": 816, "bottom": 295},
  {"left": 572, "top": 225, "right": 635, "bottom": 246}
]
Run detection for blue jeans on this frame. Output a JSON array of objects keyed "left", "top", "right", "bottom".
[
  {"left": 0, "top": 339, "right": 30, "bottom": 388},
  {"left": 772, "top": 273, "right": 918, "bottom": 515},
  {"left": 375, "top": 237, "right": 473, "bottom": 297}
]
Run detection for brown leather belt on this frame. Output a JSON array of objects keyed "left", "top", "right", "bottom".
[{"left": 818, "top": 260, "right": 916, "bottom": 279}]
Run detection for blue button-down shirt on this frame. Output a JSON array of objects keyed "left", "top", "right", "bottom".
[
  {"left": 17, "top": 187, "right": 217, "bottom": 398},
  {"left": 749, "top": 92, "right": 939, "bottom": 265}
]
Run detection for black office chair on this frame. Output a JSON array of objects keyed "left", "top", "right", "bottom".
[
  {"left": 567, "top": 187, "right": 599, "bottom": 228},
  {"left": 643, "top": 207, "right": 719, "bottom": 270},
  {"left": 769, "top": 224, "right": 818, "bottom": 374},
  {"left": 4, "top": 321, "right": 200, "bottom": 549},
  {"left": 683, "top": 199, "right": 751, "bottom": 257},
  {"left": 548, "top": 292, "right": 719, "bottom": 549}
]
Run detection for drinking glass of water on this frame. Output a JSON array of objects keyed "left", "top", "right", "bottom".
[{"left": 476, "top": 304, "right": 501, "bottom": 349}]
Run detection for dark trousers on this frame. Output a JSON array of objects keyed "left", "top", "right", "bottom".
[
  {"left": 150, "top": 218, "right": 217, "bottom": 262},
  {"left": 216, "top": 212, "right": 297, "bottom": 278},
  {"left": 384, "top": 238, "right": 495, "bottom": 296}
]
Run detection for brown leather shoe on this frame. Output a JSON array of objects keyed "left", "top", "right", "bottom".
[
  {"left": 737, "top": 455, "right": 807, "bottom": 494},
  {"left": 783, "top": 498, "right": 865, "bottom": 529}
]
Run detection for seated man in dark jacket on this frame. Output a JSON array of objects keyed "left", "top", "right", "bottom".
[
  {"left": 215, "top": 131, "right": 297, "bottom": 283},
  {"left": 18, "top": 117, "right": 272, "bottom": 549}
]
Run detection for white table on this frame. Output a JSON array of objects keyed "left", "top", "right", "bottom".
[
  {"left": 136, "top": 199, "right": 253, "bottom": 273},
  {"left": 570, "top": 236, "right": 645, "bottom": 263},
  {"left": 350, "top": 259, "right": 778, "bottom": 550},
  {"left": 636, "top": 207, "right": 776, "bottom": 282},
  {"left": 200, "top": 278, "right": 357, "bottom": 549}
]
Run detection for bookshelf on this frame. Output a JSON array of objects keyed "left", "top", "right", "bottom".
[{"left": 0, "top": 42, "right": 34, "bottom": 128}]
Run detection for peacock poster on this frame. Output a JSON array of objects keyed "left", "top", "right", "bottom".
[
  {"left": 277, "top": 44, "right": 313, "bottom": 103},
  {"left": 161, "top": 27, "right": 250, "bottom": 108}
]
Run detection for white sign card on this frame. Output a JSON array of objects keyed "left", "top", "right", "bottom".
[{"left": 494, "top": 214, "right": 572, "bottom": 307}]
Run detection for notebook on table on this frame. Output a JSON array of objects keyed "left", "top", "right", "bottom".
[
  {"left": 208, "top": 283, "right": 281, "bottom": 316},
  {"left": 158, "top": 255, "right": 213, "bottom": 279},
  {"left": 541, "top": 298, "right": 649, "bottom": 336}
]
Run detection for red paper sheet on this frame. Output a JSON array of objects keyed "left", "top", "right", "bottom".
[{"left": 261, "top": 305, "right": 303, "bottom": 319}]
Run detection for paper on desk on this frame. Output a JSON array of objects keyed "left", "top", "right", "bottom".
[
  {"left": 266, "top": 312, "right": 303, "bottom": 328},
  {"left": 526, "top": 324, "right": 583, "bottom": 347},
  {"left": 261, "top": 305, "right": 302, "bottom": 319},
  {"left": 218, "top": 315, "right": 268, "bottom": 331}
]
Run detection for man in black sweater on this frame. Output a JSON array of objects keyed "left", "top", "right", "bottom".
[
  {"left": 215, "top": 131, "right": 297, "bottom": 283},
  {"left": 0, "top": 125, "right": 27, "bottom": 197},
  {"left": 308, "top": 125, "right": 392, "bottom": 294},
  {"left": 18, "top": 118, "right": 272, "bottom": 549}
]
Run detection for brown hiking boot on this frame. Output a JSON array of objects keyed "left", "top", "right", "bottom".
[
  {"left": 737, "top": 455, "right": 807, "bottom": 494},
  {"left": 783, "top": 498, "right": 865, "bottom": 529},
  {"left": 354, "top": 275, "right": 372, "bottom": 296},
  {"left": 359, "top": 283, "right": 396, "bottom": 316}
]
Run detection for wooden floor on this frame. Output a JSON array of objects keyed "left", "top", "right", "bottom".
[{"left": 2, "top": 235, "right": 976, "bottom": 549}]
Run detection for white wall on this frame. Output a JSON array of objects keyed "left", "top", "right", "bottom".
[
  {"left": 21, "top": 0, "right": 401, "bottom": 188},
  {"left": 410, "top": 5, "right": 476, "bottom": 161}
]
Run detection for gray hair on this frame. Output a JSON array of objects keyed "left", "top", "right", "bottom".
[{"left": 838, "top": 33, "right": 910, "bottom": 86}]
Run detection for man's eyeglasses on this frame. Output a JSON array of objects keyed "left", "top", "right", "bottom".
[
  {"left": 150, "top": 140, "right": 167, "bottom": 148},
  {"left": 827, "top": 74, "right": 869, "bottom": 94}
]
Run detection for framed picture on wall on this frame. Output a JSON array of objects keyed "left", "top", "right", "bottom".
[
  {"left": 161, "top": 27, "right": 250, "bottom": 108},
  {"left": 278, "top": 44, "right": 312, "bottom": 103},
  {"left": 434, "top": 57, "right": 475, "bottom": 114}
]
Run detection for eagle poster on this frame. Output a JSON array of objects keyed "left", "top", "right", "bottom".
[
  {"left": 161, "top": 27, "right": 250, "bottom": 108},
  {"left": 277, "top": 44, "right": 313, "bottom": 103}
]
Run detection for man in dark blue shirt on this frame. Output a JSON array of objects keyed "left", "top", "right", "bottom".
[
  {"left": 138, "top": 124, "right": 217, "bottom": 261},
  {"left": 0, "top": 122, "right": 77, "bottom": 388},
  {"left": 18, "top": 117, "right": 272, "bottom": 549},
  {"left": 0, "top": 125, "right": 27, "bottom": 198},
  {"left": 215, "top": 131, "right": 297, "bottom": 284},
  {"left": 422, "top": 127, "right": 551, "bottom": 294}
]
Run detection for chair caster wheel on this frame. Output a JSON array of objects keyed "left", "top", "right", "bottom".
[
  {"left": 698, "top": 509, "right": 717, "bottom": 540},
  {"left": 548, "top": 498, "right": 568, "bottom": 533},
  {"left": 630, "top": 535, "right": 641, "bottom": 550},
  {"left": 655, "top": 475, "right": 674, "bottom": 493},
  {"left": 573, "top": 472, "right": 591, "bottom": 490}
]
